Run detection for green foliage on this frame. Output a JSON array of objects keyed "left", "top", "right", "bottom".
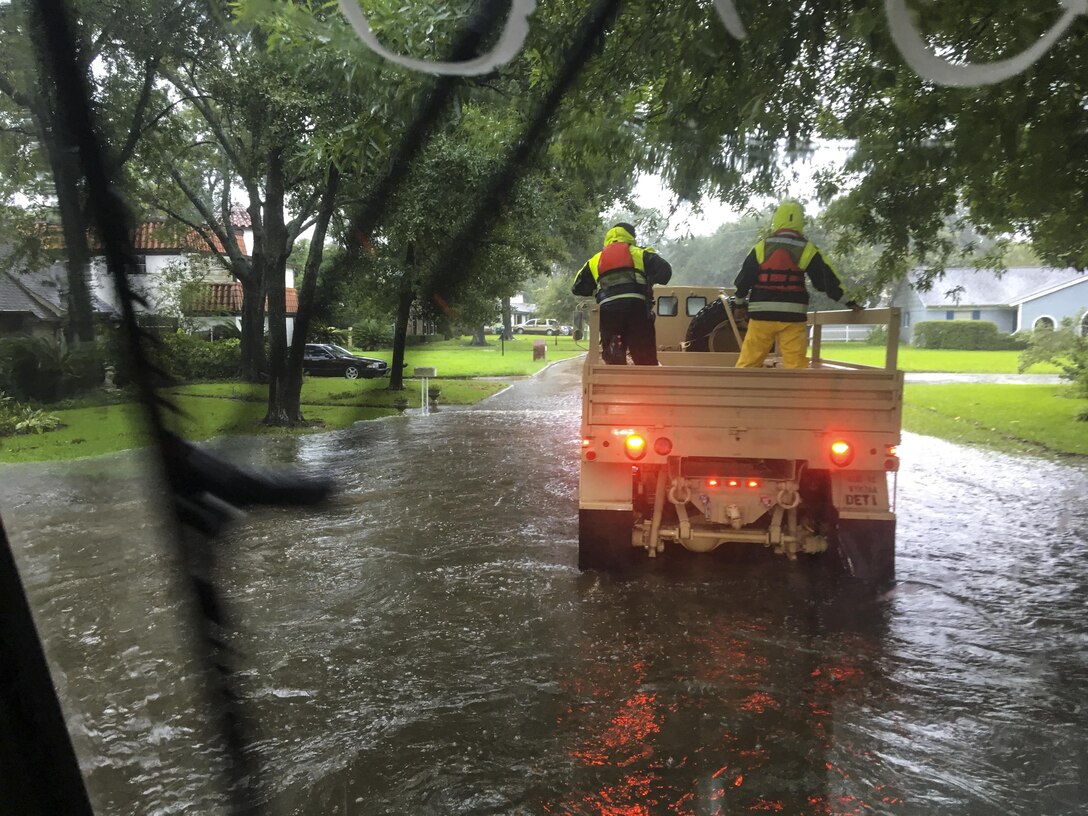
[
  {"left": 0, "top": 390, "right": 61, "bottom": 437},
  {"left": 912, "top": 320, "right": 1023, "bottom": 351},
  {"left": 152, "top": 334, "right": 240, "bottom": 382},
  {"left": 865, "top": 325, "right": 888, "bottom": 346},
  {"left": 1018, "top": 314, "right": 1088, "bottom": 396},
  {"left": 0, "top": 336, "right": 104, "bottom": 402},
  {"left": 351, "top": 318, "right": 394, "bottom": 350},
  {"left": 307, "top": 321, "right": 350, "bottom": 345}
]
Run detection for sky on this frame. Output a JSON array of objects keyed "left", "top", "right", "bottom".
[{"left": 631, "top": 139, "right": 856, "bottom": 239}]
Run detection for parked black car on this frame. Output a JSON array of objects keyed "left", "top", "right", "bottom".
[{"left": 303, "top": 344, "right": 389, "bottom": 379}]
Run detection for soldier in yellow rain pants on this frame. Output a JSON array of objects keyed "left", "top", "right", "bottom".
[{"left": 734, "top": 201, "right": 859, "bottom": 369}]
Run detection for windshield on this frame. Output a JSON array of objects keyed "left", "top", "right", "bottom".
[{"left": 329, "top": 345, "right": 355, "bottom": 357}]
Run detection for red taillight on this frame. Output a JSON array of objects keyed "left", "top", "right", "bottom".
[
  {"left": 727, "top": 478, "right": 740, "bottom": 487},
  {"left": 624, "top": 434, "right": 647, "bottom": 460},
  {"left": 707, "top": 478, "right": 719, "bottom": 487},
  {"left": 830, "top": 440, "right": 854, "bottom": 467},
  {"left": 653, "top": 437, "right": 673, "bottom": 456},
  {"left": 747, "top": 479, "right": 760, "bottom": 488}
]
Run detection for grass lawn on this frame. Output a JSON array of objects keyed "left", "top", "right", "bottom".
[
  {"left": 819, "top": 343, "right": 1061, "bottom": 374},
  {"left": 353, "top": 335, "right": 586, "bottom": 377},
  {"left": 0, "top": 374, "right": 510, "bottom": 464},
  {"left": 904, "top": 383, "right": 1088, "bottom": 457}
]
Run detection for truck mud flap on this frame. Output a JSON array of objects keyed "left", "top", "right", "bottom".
[
  {"left": 833, "top": 518, "right": 895, "bottom": 584},
  {"left": 578, "top": 509, "right": 634, "bottom": 572}
]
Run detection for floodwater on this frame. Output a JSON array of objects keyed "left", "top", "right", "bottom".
[{"left": 1, "top": 358, "right": 1086, "bottom": 815}]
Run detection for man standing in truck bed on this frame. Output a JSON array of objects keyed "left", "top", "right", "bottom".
[
  {"left": 572, "top": 222, "right": 673, "bottom": 365},
  {"left": 733, "top": 201, "right": 855, "bottom": 369}
]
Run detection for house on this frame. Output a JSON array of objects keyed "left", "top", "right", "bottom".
[
  {"left": 3, "top": 210, "right": 301, "bottom": 342},
  {"left": 0, "top": 249, "right": 115, "bottom": 342},
  {"left": 887, "top": 267, "right": 1087, "bottom": 342}
]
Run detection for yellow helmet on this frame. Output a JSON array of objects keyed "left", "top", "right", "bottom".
[{"left": 771, "top": 200, "right": 804, "bottom": 232}]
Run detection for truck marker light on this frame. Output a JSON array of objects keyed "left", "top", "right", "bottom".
[
  {"left": 830, "top": 440, "right": 854, "bottom": 467},
  {"left": 581, "top": 438, "right": 592, "bottom": 447},
  {"left": 747, "top": 479, "right": 761, "bottom": 488},
  {"left": 887, "top": 445, "right": 899, "bottom": 457},
  {"left": 707, "top": 478, "right": 719, "bottom": 487},
  {"left": 727, "top": 479, "right": 740, "bottom": 487},
  {"left": 624, "top": 434, "right": 647, "bottom": 460},
  {"left": 653, "top": 437, "right": 673, "bottom": 455}
]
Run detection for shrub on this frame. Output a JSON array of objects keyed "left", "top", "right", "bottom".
[
  {"left": 152, "top": 333, "right": 240, "bottom": 382},
  {"left": 309, "top": 321, "right": 350, "bottom": 345},
  {"left": 351, "top": 318, "right": 393, "bottom": 350},
  {"left": 1018, "top": 313, "right": 1088, "bottom": 395},
  {"left": 866, "top": 325, "right": 887, "bottom": 346},
  {"left": 0, "top": 335, "right": 105, "bottom": 402},
  {"left": 0, "top": 390, "right": 61, "bottom": 437},
  {"left": 912, "top": 320, "right": 1024, "bottom": 350}
]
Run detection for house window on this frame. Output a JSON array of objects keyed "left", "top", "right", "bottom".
[
  {"left": 971, "top": 310, "right": 981, "bottom": 320},
  {"left": 1033, "top": 316, "right": 1055, "bottom": 331},
  {"left": 130, "top": 255, "right": 147, "bottom": 275},
  {"left": 902, "top": 312, "right": 911, "bottom": 327},
  {"left": 945, "top": 310, "right": 954, "bottom": 320}
]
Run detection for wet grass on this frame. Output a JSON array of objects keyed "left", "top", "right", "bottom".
[
  {"left": 904, "top": 383, "right": 1088, "bottom": 457},
  {"left": 352, "top": 335, "right": 587, "bottom": 377},
  {"left": 819, "top": 344, "right": 1060, "bottom": 373},
  {"left": 0, "top": 377, "right": 509, "bottom": 463}
]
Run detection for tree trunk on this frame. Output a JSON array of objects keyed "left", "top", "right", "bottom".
[
  {"left": 283, "top": 166, "right": 341, "bottom": 423},
  {"left": 262, "top": 151, "right": 292, "bottom": 426},
  {"left": 388, "top": 278, "right": 414, "bottom": 392},
  {"left": 239, "top": 279, "right": 265, "bottom": 381},
  {"left": 500, "top": 295, "right": 513, "bottom": 340},
  {"left": 36, "top": 97, "right": 95, "bottom": 346},
  {"left": 469, "top": 326, "right": 488, "bottom": 346}
]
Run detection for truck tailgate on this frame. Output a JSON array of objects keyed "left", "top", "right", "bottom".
[{"left": 584, "top": 363, "right": 903, "bottom": 435}]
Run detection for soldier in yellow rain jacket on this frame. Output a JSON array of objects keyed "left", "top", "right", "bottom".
[
  {"left": 734, "top": 201, "right": 858, "bottom": 369},
  {"left": 571, "top": 223, "right": 672, "bottom": 365}
]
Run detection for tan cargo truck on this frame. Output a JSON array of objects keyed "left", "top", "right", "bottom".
[{"left": 577, "top": 285, "right": 903, "bottom": 582}]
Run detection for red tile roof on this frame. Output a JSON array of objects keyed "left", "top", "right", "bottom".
[
  {"left": 35, "top": 221, "right": 247, "bottom": 256},
  {"left": 130, "top": 222, "right": 247, "bottom": 255},
  {"left": 187, "top": 282, "right": 298, "bottom": 315}
]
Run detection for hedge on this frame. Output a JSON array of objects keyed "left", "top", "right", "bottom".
[
  {"left": 153, "top": 333, "right": 241, "bottom": 381},
  {"left": 912, "top": 320, "right": 1027, "bottom": 350}
]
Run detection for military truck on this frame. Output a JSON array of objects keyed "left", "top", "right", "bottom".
[{"left": 577, "top": 285, "right": 903, "bottom": 582}]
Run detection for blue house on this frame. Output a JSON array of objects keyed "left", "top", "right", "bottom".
[{"left": 888, "top": 267, "right": 1087, "bottom": 342}]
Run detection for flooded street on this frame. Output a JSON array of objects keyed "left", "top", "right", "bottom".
[{"left": 2, "top": 357, "right": 1087, "bottom": 815}]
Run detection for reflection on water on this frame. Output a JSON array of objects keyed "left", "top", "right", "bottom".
[{"left": 1, "top": 359, "right": 1086, "bottom": 814}]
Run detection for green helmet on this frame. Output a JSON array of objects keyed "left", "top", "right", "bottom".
[{"left": 771, "top": 200, "right": 805, "bottom": 232}]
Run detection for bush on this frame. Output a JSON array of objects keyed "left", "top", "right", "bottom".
[
  {"left": 152, "top": 333, "right": 241, "bottom": 382},
  {"left": 0, "top": 335, "right": 105, "bottom": 402},
  {"left": 1018, "top": 313, "right": 1088, "bottom": 395},
  {"left": 351, "top": 318, "right": 393, "bottom": 350},
  {"left": 912, "top": 320, "right": 1025, "bottom": 350},
  {"left": 0, "top": 390, "right": 61, "bottom": 437},
  {"left": 866, "top": 325, "right": 887, "bottom": 346},
  {"left": 308, "top": 321, "right": 350, "bottom": 345}
]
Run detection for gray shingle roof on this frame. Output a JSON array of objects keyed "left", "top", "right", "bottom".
[{"left": 911, "top": 267, "right": 1082, "bottom": 307}]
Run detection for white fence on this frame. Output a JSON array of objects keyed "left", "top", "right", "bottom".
[{"left": 809, "top": 324, "right": 875, "bottom": 342}]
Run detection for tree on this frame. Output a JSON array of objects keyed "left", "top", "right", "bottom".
[{"left": 0, "top": 0, "right": 194, "bottom": 344}]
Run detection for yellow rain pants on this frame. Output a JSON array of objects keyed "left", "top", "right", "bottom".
[{"left": 735, "top": 320, "right": 808, "bottom": 369}]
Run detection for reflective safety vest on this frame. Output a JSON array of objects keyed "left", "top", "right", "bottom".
[
  {"left": 747, "top": 230, "right": 824, "bottom": 318},
  {"left": 588, "top": 241, "right": 649, "bottom": 305}
]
